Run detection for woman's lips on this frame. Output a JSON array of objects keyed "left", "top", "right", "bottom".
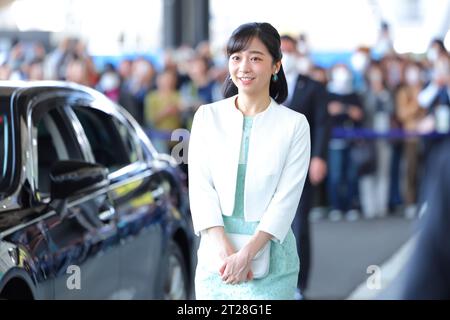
[{"left": 238, "top": 77, "right": 255, "bottom": 85}]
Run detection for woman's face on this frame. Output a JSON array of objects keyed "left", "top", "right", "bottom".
[{"left": 228, "top": 37, "right": 279, "bottom": 97}]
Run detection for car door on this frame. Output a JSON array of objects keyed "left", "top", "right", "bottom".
[
  {"left": 70, "top": 103, "right": 165, "bottom": 299},
  {"left": 30, "top": 96, "right": 120, "bottom": 299}
]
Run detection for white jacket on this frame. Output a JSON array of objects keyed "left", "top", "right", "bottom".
[{"left": 188, "top": 95, "right": 311, "bottom": 243}]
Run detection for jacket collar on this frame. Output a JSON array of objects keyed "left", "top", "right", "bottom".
[{"left": 228, "top": 94, "right": 278, "bottom": 120}]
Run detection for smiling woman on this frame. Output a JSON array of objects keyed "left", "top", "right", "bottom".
[
  {"left": 189, "top": 22, "right": 311, "bottom": 300},
  {"left": 223, "top": 23, "right": 287, "bottom": 105}
]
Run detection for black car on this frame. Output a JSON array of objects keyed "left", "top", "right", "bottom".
[{"left": 0, "top": 81, "right": 196, "bottom": 299}]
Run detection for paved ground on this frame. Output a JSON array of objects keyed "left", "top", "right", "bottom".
[{"left": 303, "top": 214, "right": 417, "bottom": 300}]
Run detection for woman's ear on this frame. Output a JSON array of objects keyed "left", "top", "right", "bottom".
[{"left": 273, "top": 60, "right": 282, "bottom": 74}]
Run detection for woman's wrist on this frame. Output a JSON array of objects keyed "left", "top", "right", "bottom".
[
  {"left": 206, "top": 226, "right": 236, "bottom": 258},
  {"left": 243, "top": 231, "right": 273, "bottom": 260},
  {"left": 239, "top": 245, "right": 255, "bottom": 264}
]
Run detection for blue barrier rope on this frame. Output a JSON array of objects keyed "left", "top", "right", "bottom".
[
  {"left": 143, "top": 127, "right": 450, "bottom": 141},
  {"left": 331, "top": 128, "right": 450, "bottom": 140}
]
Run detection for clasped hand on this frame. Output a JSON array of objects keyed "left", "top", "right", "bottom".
[{"left": 219, "top": 249, "right": 254, "bottom": 285}]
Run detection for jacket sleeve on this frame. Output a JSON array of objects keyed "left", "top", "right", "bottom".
[
  {"left": 312, "top": 82, "right": 330, "bottom": 160},
  {"left": 256, "top": 115, "right": 311, "bottom": 243},
  {"left": 188, "top": 105, "right": 224, "bottom": 236}
]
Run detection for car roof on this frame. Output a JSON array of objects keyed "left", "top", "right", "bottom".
[
  {"left": 0, "top": 81, "right": 111, "bottom": 115},
  {"left": 0, "top": 80, "right": 100, "bottom": 96},
  {"left": 0, "top": 80, "right": 92, "bottom": 90}
]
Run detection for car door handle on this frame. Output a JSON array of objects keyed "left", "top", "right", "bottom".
[
  {"left": 99, "top": 206, "right": 116, "bottom": 222},
  {"left": 151, "top": 186, "right": 165, "bottom": 202}
]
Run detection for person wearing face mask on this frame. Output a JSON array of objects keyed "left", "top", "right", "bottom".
[
  {"left": 297, "top": 33, "right": 309, "bottom": 56},
  {"left": 422, "top": 38, "right": 448, "bottom": 88},
  {"left": 280, "top": 34, "right": 330, "bottom": 299},
  {"left": 372, "top": 22, "right": 394, "bottom": 60},
  {"left": 359, "top": 61, "right": 394, "bottom": 219},
  {"left": 395, "top": 61, "right": 426, "bottom": 219},
  {"left": 97, "top": 63, "right": 121, "bottom": 102},
  {"left": 380, "top": 55, "right": 406, "bottom": 214},
  {"left": 326, "top": 64, "right": 364, "bottom": 222},
  {"left": 350, "top": 46, "right": 371, "bottom": 93},
  {"left": 426, "top": 38, "right": 447, "bottom": 67},
  {"left": 418, "top": 55, "right": 450, "bottom": 112}
]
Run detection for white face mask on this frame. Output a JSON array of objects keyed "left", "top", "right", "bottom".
[
  {"left": 405, "top": 67, "right": 421, "bottom": 86},
  {"left": 282, "top": 53, "right": 297, "bottom": 75},
  {"left": 427, "top": 48, "right": 439, "bottom": 63},
  {"left": 373, "top": 38, "right": 392, "bottom": 58},
  {"left": 329, "top": 68, "right": 353, "bottom": 94},
  {"left": 297, "top": 41, "right": 308, "bottom": 55},
  {"left": 100, "top": 72, "right": 120, "bottom": 91},
  {"left": 351, "top": 52, "right": 369, "bottom": 72},
  {"left": 333, "top": 68, "right": 351, "bottom": 83},
  {"left": 297, "top": 57, "right": 312, "bottom": 75}
]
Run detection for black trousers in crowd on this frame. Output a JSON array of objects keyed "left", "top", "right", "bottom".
[{"left": 292, "top": 178, "right": 313, "bottom": 293}]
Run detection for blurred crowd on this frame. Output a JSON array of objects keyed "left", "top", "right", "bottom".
[
  {"left": 1, "top": 25, "right": 449, "bottom": 222},
  {"left": 280, "top": 26, "right": 450, "bottom": 223}
]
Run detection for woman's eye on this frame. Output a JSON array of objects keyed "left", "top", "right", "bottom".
[
  {"left": 251, "top": 57, "right": 261, "bottom": 62},
  {"left": 231, "top": 56, "right": 240, "bottom": 61}
]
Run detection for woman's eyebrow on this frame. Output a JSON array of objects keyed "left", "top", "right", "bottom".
[{"left": 247, "top": 50, "right": 265, "bottom": 55}]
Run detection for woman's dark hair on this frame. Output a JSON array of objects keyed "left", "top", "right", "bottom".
[{"left": 222, "top": 22, "right": 288, "bottom": 104}]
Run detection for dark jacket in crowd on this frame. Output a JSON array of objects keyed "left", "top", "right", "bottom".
[
  {"left": 286, "top": 74, "right": 330, "bottom": 160},
  {"left": 285, "top": 74, "right": 330, "bottom": 292}
]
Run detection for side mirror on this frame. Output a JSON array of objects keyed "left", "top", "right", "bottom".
[{"left": 50, "top": 160, "right": 109, "bottom": 199}]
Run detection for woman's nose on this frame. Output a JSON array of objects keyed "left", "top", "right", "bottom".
[{"left": 238, "top": 59, "right": 251, "bottom": 73}]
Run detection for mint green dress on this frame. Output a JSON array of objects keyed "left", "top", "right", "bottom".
[{"left": 195, "top": 116, "right": 300, "bottom": 300}]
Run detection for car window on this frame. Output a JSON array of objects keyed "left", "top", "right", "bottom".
[
  {"left": 0, "top": 112, "right": 7, "bottom": 188},
  {"left": 35, "top": 108, "right": 83, "bottom": 195},
  {"left": 112, "top": 117, "right": 141, "bottom": 163},
  {"left": 0, "top": 96, "right": 14, "bottom": 194},
  {"left": 73, "top": 107, "right": 142, "bottom": 173}
]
